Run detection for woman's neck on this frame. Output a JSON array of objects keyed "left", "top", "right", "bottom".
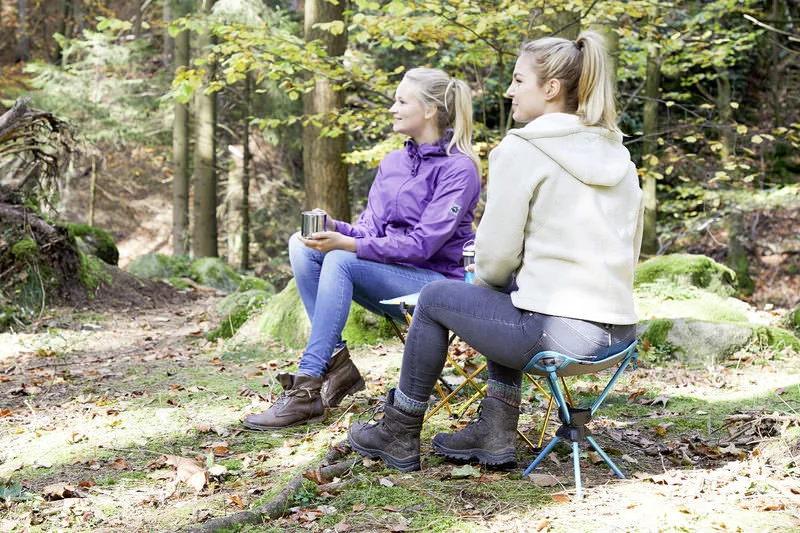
[{"left": 412, "top": 124, "right": 441, "bottom": 146}]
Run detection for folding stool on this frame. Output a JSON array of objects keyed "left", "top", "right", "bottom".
[{"left": 521, "top": 341, "right": 639, "bottom": 499}]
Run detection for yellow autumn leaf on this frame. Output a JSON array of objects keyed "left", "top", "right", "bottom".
[{"left": 751, "top": 135, "right": 763, "bottom": 144}]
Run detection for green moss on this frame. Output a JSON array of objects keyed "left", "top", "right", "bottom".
[
  {"left": 341, "top": 303, "right": 395, "bottom": 346},
  {"left": 11, "top": 237, "right": 38, "bottom": 260},
  {"left": 206, "top": 306, "right": 252, "bottom": 342},
  {"left": 751, "top": 325, "right": 800, "bottom": 351},
  {"left": 64, "top": 223, "right": 119, "bottom": 266},
  {"left": 238, "top": 275, "right": 275, "bottom": 294},
  {"left": 78, "top": 250, "right": 112, "bottom": 290},
  {"left": 635, "top": 254, "right": 736, "bottom": 298},
  {"left": 190, "top": 257, "right": 242, "bottom": 292},
  {"left": 641, "top": 318, "right": 674, "bottom": 348},
  {"left": 127, "top": 253, "right": 191, "bottom": 280}
]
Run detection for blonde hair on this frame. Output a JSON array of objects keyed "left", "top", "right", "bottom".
[
  {"left": 518, "top": 31, "right": 619, "bottom": 134},
  {"left": 402, "top": 68, "right": 482, "bottom": 172}
]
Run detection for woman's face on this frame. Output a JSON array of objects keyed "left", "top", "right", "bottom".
[
  {"left": 506, "top": 55, "right": 549, "bottom": 123},
  {"left": 390, "top": 78, "right": 435, "bottom": 140}
]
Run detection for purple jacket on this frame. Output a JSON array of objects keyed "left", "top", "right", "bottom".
[{"left": 333, "top": 135, "right": 480, "bottom": 279}]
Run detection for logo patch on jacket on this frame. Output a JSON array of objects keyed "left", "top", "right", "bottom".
[{"left": 449, "top": 204, "right": 461, "bottom": 216}]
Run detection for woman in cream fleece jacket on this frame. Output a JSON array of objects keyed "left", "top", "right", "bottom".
[{"left": 348, "top": 31, "right": 644, "bottom": 473}]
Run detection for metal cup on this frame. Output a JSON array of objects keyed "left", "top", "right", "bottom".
[{"left": 301, "top": 211, "right": 327, "bottom": 238}]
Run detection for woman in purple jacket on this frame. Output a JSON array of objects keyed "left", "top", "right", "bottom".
[{"left": 243, "top": 68, "right": 481, "bottom": 430}]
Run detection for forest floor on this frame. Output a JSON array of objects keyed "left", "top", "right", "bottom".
[{"left": 0, "top": 291, "right": 798, "bottom": 532}]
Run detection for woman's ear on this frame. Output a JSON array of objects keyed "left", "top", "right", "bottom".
[
  {"left": 544, "top": 79, "right": 562, "bottom": 101},
  {"left": 424, "top": 102, "right": 438, "bottom": 120}
]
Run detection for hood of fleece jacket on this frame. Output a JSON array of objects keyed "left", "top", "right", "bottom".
[{"left": 508, "top": 113, "right": 633, "bottom": 187}]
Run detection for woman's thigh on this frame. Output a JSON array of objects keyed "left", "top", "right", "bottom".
[
  {"left": 414, "top": 281, "right": 543, "bottom": 370},
  {"left": 322, "top": 251, "right": 445, "bottom": 318}
]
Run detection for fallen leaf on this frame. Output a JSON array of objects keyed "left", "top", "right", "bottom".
[
  {"left": 383, "top": 505, "right": 399, "bottom": 512},
  {"left": 42, "top": 483, "right": 82, "bottom": 500},
  {"left": 379, "top": 477, "right": 394, "bottom": 487},
  {"left": 78, "top": 478, "right": 95, "bottom": 488},
  {"left": 450, "top": 464, "right": 481, "bottom": 479},
  {"left": 164, "top": 454, "right": 208, "bottom": 492},
  {"left": 550, "top": 492, "right": 571, "bottom": 503},
  {"left": 0, "top": 409, "right": 12, "bottom": 418},
  {"left": 334, "top": 519, "right": 352, "bottom": 532},
  {"left": 536, "top": 520, "right": 551, "bottom": 531},
  {"left": 110, "top": 457, "right": 130, "bottom": 470},
  {"left": 228, "top": 494, "right": 244, "bottom": 508},
  {"left": 352, "top": 503, "right": 366, "bottom": 512},
  {"left": 527, "top": 473, "right": 559, "bottom": 487}
]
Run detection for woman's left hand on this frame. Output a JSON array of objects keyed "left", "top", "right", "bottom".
[{"left": 300, "top": 231, "right": 357, "bottom": 253}]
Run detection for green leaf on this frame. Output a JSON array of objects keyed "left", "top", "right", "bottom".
[{"left": 451, "top": 464, "right": 481, "bottom": 479}]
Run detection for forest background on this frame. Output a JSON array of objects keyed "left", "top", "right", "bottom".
[
  {"left": 0, "top": 0, "right": 799, "bottom": 532},
  {"left": 0, "top": 0, "right": 798, "bottom": 310}
]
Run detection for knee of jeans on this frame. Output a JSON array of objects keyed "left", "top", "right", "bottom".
[
  {"left": 323, "top": 249, "right": 357, "bottom": 272},
  {"left": 417, "top": 279, "right": 453, "bottom": 311}
]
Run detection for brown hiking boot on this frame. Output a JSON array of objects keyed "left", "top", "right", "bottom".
[
  {"left": 243, "top": 374, "right": 325, "bottom": 430},
  {"left": 321, "top": 345, "right": 365, "bottom": 408},
  {"left": 431, "top": 397, "right": 519, "bottom": 466},
  {"left": 348, "top": 389, "right": 423, "bottom": 472}
]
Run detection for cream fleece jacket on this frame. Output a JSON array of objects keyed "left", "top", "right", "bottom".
[{"left": 475, "top": 113, "right": 643, "bottom": 325}]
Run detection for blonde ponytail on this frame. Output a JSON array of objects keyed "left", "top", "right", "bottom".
[{"left": 575, "top": 32, "right": 619, "bottom": 134}]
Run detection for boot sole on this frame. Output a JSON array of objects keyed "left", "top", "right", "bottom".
[
  {"left": 323, "top": 377, "right": 366, "bottom": 408},
  {"left": 348, "top": 434, "right": 420, "bottom": 472},
  {"left": 242, "top": 414, "right": 325, "bottom": 431},
  {"left": 431, "top": 438, "right": 517, "bottom": 466}
]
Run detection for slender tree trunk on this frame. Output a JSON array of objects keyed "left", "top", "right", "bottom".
[
  {"left": 191, "top": 0, "right": 218, "bottom": 258},
  {"left": 172, "top": 26, "right": 190, "bottom": 257},
  {"left": 302, "top": 0, "right": 349, "bottom": 221},
  {"left": 16, "top": 0, "right": 31, "bottom": 62},
  {"left": 240, "top": 72, "right": 251, "bottom": 271},
  {"left": 88, "top": 156, "right": 97, "bottom": 226},
  {"left": 641, "top": 13, "right": 661, "bottom": 255},
  {"left": 52, "top": 0, "right": 72, "bottom": 63},
  {"left": 163, "top": 0, "right": 174, "bottom": 62}
]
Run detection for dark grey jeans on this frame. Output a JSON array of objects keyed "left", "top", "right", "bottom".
[{"left": 397, "top": 279, "right": 637, "bottom": 404}]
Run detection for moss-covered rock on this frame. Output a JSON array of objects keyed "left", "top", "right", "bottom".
[
  {"left": 237, "top": 279, "right": 394, "bottom": 350},
  {"left": 127, "top": 253, "right": 189, "bottom": 280},
  {"left": 65, "top": 223, "right": 119, "bottom": 266},
  {"left": 238, "top": 275, "right": 275, "bottom": 295},
  {"left": 189, "top": 257, "right": 241, "bottom": 293},
  {"left": 215, "top": 289, "right": 271, "bottom": 318},
  {"left": 635, "top": 254, "right": 736, "bottom": 298}
]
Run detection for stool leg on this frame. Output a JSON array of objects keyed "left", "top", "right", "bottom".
[
  {"left": 586, "top": 435, "right": 625, "bottom": 478},
  {"left": 522, "top": 435, "right": 561, "bottom": 476},
  {"left": 572, "top": 441, "right": 583, "bottom": 500}
]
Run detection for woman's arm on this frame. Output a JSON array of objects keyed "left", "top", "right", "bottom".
[
  {"left": 474, "top": 136, "right": 539, "bottom": 290},
  {"left": 356, "top": 159, "right": 480, "bottom": 264}
]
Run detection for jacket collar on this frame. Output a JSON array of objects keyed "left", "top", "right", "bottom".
[{"left": 404, "top": 129, "right": 455, "bottom": 159}]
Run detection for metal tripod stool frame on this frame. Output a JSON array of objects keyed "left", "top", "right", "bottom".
[{"left": 521, "top": 341, "right": 638, "bottom": 499}]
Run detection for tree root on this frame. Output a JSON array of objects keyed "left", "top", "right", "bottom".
[{"left": 178, "top": 441, "right": 357, "bottom": 533}]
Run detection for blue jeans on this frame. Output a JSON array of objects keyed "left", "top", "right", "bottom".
[
  {"left": 398, "top": 279, "right": 637, "bottom": 404},
  {"left": 289, "top": 232, "right": 446, "bottom": 377}
]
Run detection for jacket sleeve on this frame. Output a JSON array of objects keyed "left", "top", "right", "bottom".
[
  {"left": 355, "top": 160, "right": 479, "bottom": 264},
  {"left": 475, "top": 136, "right": 540, "bottom": 290},
  {"left": 333, "top": 168, "right": 384, "bottom": 238}
]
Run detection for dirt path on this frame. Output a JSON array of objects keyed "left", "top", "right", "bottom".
[{"left": 1, "top": 295, "right": 799, "bottom": 532}]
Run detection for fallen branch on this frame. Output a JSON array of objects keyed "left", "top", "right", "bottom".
[{"left": 178, "top": 442, "right": 356, "bottom": 533}]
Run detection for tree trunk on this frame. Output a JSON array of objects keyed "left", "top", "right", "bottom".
[
  {"left": 172, "top": 25, "right": 190, "bottom": 257},
  {"left": 191, "top": 0, "right": 218, "bottom": 258},
  {"left": 52, "top": 0, "right": 72, "bottom": 64},
  {"left": 302, "top": 0, "right": 349, "bottom": 221},
  {"left": 641, "top": 13, "right": 661, "bottom": 255},
  {"left": 163, "top": 0, "right": 173, "bottom": 62},
  {"left": 240, "top": 72, "right": 252, "bottom": 271},
  {"left": 16, "top": 0, "right": 31, "bottom": 62}
]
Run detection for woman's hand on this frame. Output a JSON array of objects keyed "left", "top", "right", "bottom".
[{"left": 299, "top": 231, "right": 357, "bottom": 253}]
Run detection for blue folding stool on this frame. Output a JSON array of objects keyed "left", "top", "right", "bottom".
[{"left": 522, "top": 341, "right": 638, "bottom": 499}]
